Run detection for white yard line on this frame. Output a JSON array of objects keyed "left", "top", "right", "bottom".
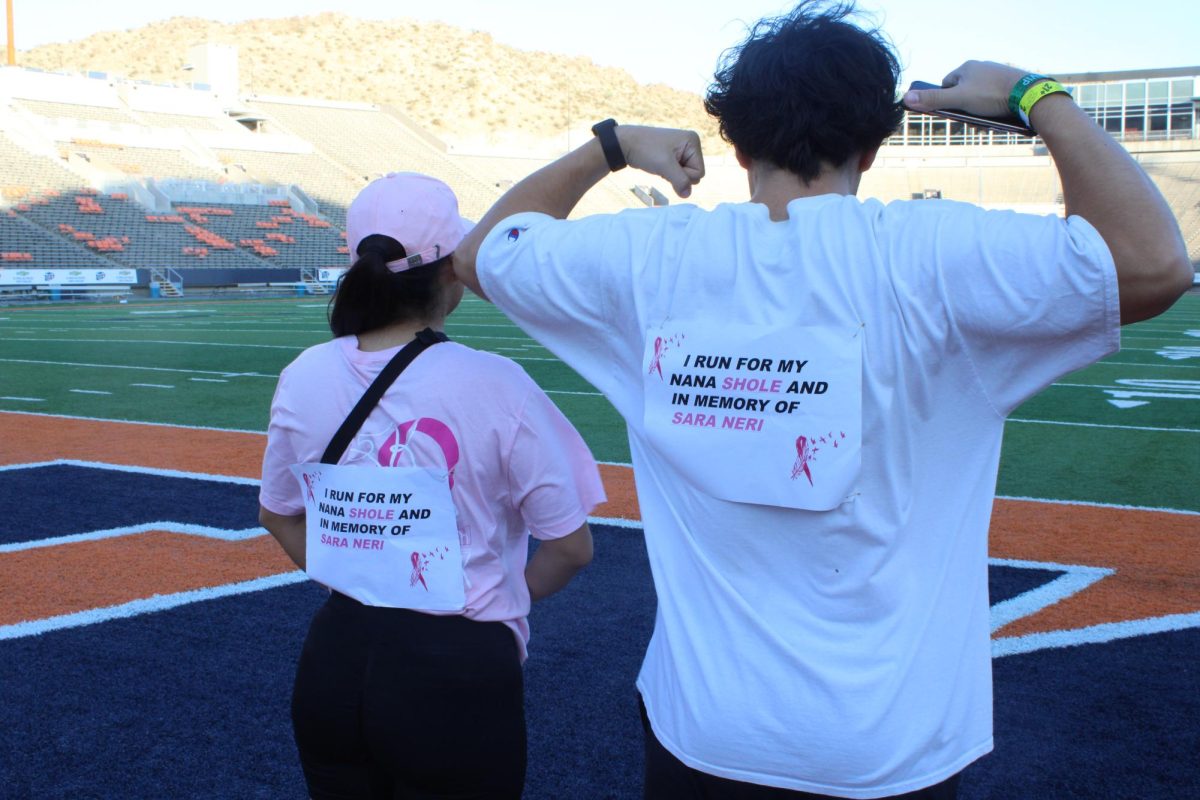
[
  {"left": 0, "top": 357, "right": 277, "bottom": 379},
  {"left": 1007, "top": 417, "right": 1200, "bottom": 434}
]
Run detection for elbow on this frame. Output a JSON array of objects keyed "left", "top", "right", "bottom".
[
  {"left": 565, "top": 525, "right": 595, "bottom": 570},
  {"left": 1118, "top": 246, "right": 1195, "bottom": 325},
  {"left": 569, "top": 537, "right": 594, "bottom": 570}
]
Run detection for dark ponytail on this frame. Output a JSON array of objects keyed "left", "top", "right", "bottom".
[{"left": 328, "top": 234, "right": 446, "bottom": 337}]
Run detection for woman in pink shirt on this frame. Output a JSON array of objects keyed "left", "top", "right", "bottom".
[{"left": 259, "top": 172, "right": 604, "bottom": 800}]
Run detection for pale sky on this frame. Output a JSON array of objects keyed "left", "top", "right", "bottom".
[{"left": 9, "top": 1, "right": 1200, "bottom": 95}]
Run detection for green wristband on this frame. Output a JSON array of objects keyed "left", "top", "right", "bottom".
[{"left": 1008, "top": 74, "right": 1050, "bottom": 118}]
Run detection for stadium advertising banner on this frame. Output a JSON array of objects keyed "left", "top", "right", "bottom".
[
  {"left": 0, "top": 269, "right": 139, "bottom": 286},
  {"left": 317, "top": 268, "right": 346, "bottom": 283}
]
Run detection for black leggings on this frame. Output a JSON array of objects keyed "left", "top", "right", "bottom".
[{"left": 291, "top": 592, "right": 526, "bottom": 800}]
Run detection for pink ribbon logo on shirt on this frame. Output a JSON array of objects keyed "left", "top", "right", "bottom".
[
  {"left": 301, "top": 470, "right": 320, "bottom": 502},
  {"left": 379, "top": 418, "right": 460, "bottom": 488},
  {"left": 648, "top": 336, "right": 665, "bottom": 380}
]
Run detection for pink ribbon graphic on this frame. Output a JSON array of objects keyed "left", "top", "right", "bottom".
[
  {"left": 648, "top": 336, "right": 665, "bottom": 380},
  {"left": 791, "top": 435, "right": 814, "bottom": 485},
  {"left": 410, "top": 551, "right": 429, "bottom": 591},
  {"left": 380, "top": 417, "right": 460, "bottom": 488},
  {"left": 302, "top": 472, "right": 316, "bottom": 502}
]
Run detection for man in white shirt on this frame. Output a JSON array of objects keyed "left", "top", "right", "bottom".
[{"left": 451, "top": 3, "right": 1192, "bottom": 798}]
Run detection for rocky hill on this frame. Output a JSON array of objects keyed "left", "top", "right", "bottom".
[{"left": 19, "top": 13, "right": 727, "bottom": 155}]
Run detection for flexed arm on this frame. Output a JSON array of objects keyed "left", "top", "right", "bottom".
[
  {"left": 905, "top": 61, "right": 1192, "bottom": 324},
  {"left": 453, "top": 125, "right": 705, "bottom": 299}
]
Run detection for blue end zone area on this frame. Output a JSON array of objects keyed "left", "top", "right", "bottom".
[
  {"left": 0, "top": 464, "right": 261, "bottom": 543},
  {"left": 1, "top": 524, "right": 1195, "bottom": 797},
  {"left": 971, "top": 627, "right": 1200, "bottom": 799},
  {"left": 989, "top": 563, "right": 1064, "bottom": 604}
]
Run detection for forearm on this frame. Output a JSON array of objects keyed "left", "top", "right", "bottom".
[
  {"left": 453, "top": 124, "right": 704, "bottom": 300},
  {"left": 259, "top": 506, "right": 307, "bottom": 570},
  {"left": 1032, "top": 96, "right": 1191, "bottom": 323},
  {"left": 525, "top": 524, "right": 594, "bottom": 602},
  {"left": 454, "top": 139, "right": 611, "bottom": 299}
]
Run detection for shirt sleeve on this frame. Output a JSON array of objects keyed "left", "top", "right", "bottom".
[
  {"left": 259, "top": 369, "right": 305, "bottom": 517},
  {"left": 475, "top": 210, "right": 658, "bottom": 414},
  {"left": 880, "top": 202, "right": 1120, "bottom": 417},
  {"left": 505, "top": 384, "right": 606, "bottom": 540}
]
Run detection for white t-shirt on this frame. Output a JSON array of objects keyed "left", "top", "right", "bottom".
[
  {"left": 260, "top": 336, "right": 606, "bottom": 660},
  {"left": 477, "top": 195, "right": 1119, "bottom": 797}
]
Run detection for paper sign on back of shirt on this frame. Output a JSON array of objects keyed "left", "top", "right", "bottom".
[
  {"left": 291, "top": 464, "right": 465, "bottom": 611},
  {"left": 642, "top": 323, "right": 862, "bottom": 510}
]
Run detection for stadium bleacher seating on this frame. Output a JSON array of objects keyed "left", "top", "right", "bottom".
[
  {"left": 0, "top": 65, "right": 1194, "bottom": 299},
  {"left": 0, "top": 206, "right": 117, "bottom": 269}
]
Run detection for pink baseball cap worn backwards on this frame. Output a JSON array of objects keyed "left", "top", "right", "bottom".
[{"left": 346, "top": 172, "right": 473, "bottom": 273}]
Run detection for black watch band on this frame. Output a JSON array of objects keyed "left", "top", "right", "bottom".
[{"left": 591, "top": 118, "right": 627, "bottom": 172}]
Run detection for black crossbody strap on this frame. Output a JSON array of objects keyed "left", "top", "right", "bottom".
[{"left": 320, "top": 327, "right": 449, "bottom": 465}]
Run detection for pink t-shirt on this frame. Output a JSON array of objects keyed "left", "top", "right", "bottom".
[{"left": 260, "top": 335, "right": 605, "bottom": 658}]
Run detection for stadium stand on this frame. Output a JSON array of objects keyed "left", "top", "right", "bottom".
[
  {"left": 15, "top": 192, "right": 270, "bottom": 270},
  {"left": 450, "top": 151, "right": 646, "bottom": 219},
  {"left": 64, "top": 143, "right": 226, "bottom": 182},
  {"left": 0, "top": 62, "right": 1194, "bottom": 300},
  {"left": 0, "top": 206, "right": 116, "bottom": 269},
  {"left": 15, "top": 98, "right": 141, "bottom": 126},
  {"left": 0, "top": 131, "right": 89, "bottom": 196},
  {"left": 244, "top": 98, "right": 502, "bottom": 220},
  {"left": 211, "top": 146, "right": 362, "bottom": 227},
  {"left": 173, "top": 201, "right": 344, "bottom": 269}
]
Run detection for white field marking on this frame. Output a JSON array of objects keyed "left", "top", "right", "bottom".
[
  {"left": 0, "top": 458, "right": 262, "bottom": 484},
  {"left": 1007, "top": 417, "right": 1200, "bottom": 434},
  {"left": 1093, "top": 360, "right": 1198, "bottom": 369},
  {"left": 545, "top": 389, "right": 604, "bottom": 396},
  {"left": 587, "top": 515, "right": 646, "bottom": 530},
  {"left": 0, "top": 396, "right": 44, "bottom": 402},
  {"left": 0, "top": 337, "right": 300, "bottom": 350},
  {"left": 996, "top": 494, "right": 1199, "bottom": 516},
  {"left": 988, "top": 558, "right": 1114, "bottom": 633},
  {"left": 447, "top": 322, "right": 524, "bottom": 329},
  {"left": 0, "top": 409, "right": 266, "bottom": 436},
  {"left": 992, "top": 611, "right": 1200, "bottom": 658},
  {"left": 7, "top": 325, "right": 320, "bottom": 335},
  {"left": 0, "top": 522, "right": 267, "bottom": 554},
  {"left": 1054, "top": 380, "right": 1200, "bottom": 391},
  {"left": 1121, "top": 346, "right": 1200, "bottom": 354},
  {"left": 129, "top": 309, "right": 208, "bottom": 315},
  {"left": 0, "top": 572, "right": 308, "bottom": 642},
  {"left": 510, "top": 356, "right": 566, "bottom": 363},
  {"left": 69, "top": 389, "right": 112, "bottom": 396},
  {"left": 1155, "top": 347, "right": 1200, "bottom": 361},
  {"left": 0, "top": 357, "right": 277, "bottom": 379},
  {"left": 453, "top": 335, "right": 537, "bottom": 343},
  {"left": 1120, "top": 333, "right": 1200, "bottom": 340},
  {"left": 131, "top": 383, "right": 174, "bottom": 389},
  {"left": 189, "top": 378, "right": 229, "bottom": 384}
]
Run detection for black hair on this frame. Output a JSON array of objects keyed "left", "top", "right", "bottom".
[
  {"left": 704, "top": 1, "right": 903, "bottom": 183},
  {"left": 328, "top": 233, "right": 447, "bottom": 337}
]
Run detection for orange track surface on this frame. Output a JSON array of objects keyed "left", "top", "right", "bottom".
[{"left": 2, "top": 411, "right": 1195, "bottom": 637}]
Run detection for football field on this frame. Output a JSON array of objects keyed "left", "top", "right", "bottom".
[{"left": 0, "top": 294, "right": 1196, "bottom": 799}]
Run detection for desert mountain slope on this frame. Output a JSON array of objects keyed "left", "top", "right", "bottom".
[{"left": 19, "top": 13, "right": 727, "bottom": 153}]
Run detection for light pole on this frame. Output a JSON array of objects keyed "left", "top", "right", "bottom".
[{"left": 7, "top": 0, "right": 15, "bottom": 66}]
